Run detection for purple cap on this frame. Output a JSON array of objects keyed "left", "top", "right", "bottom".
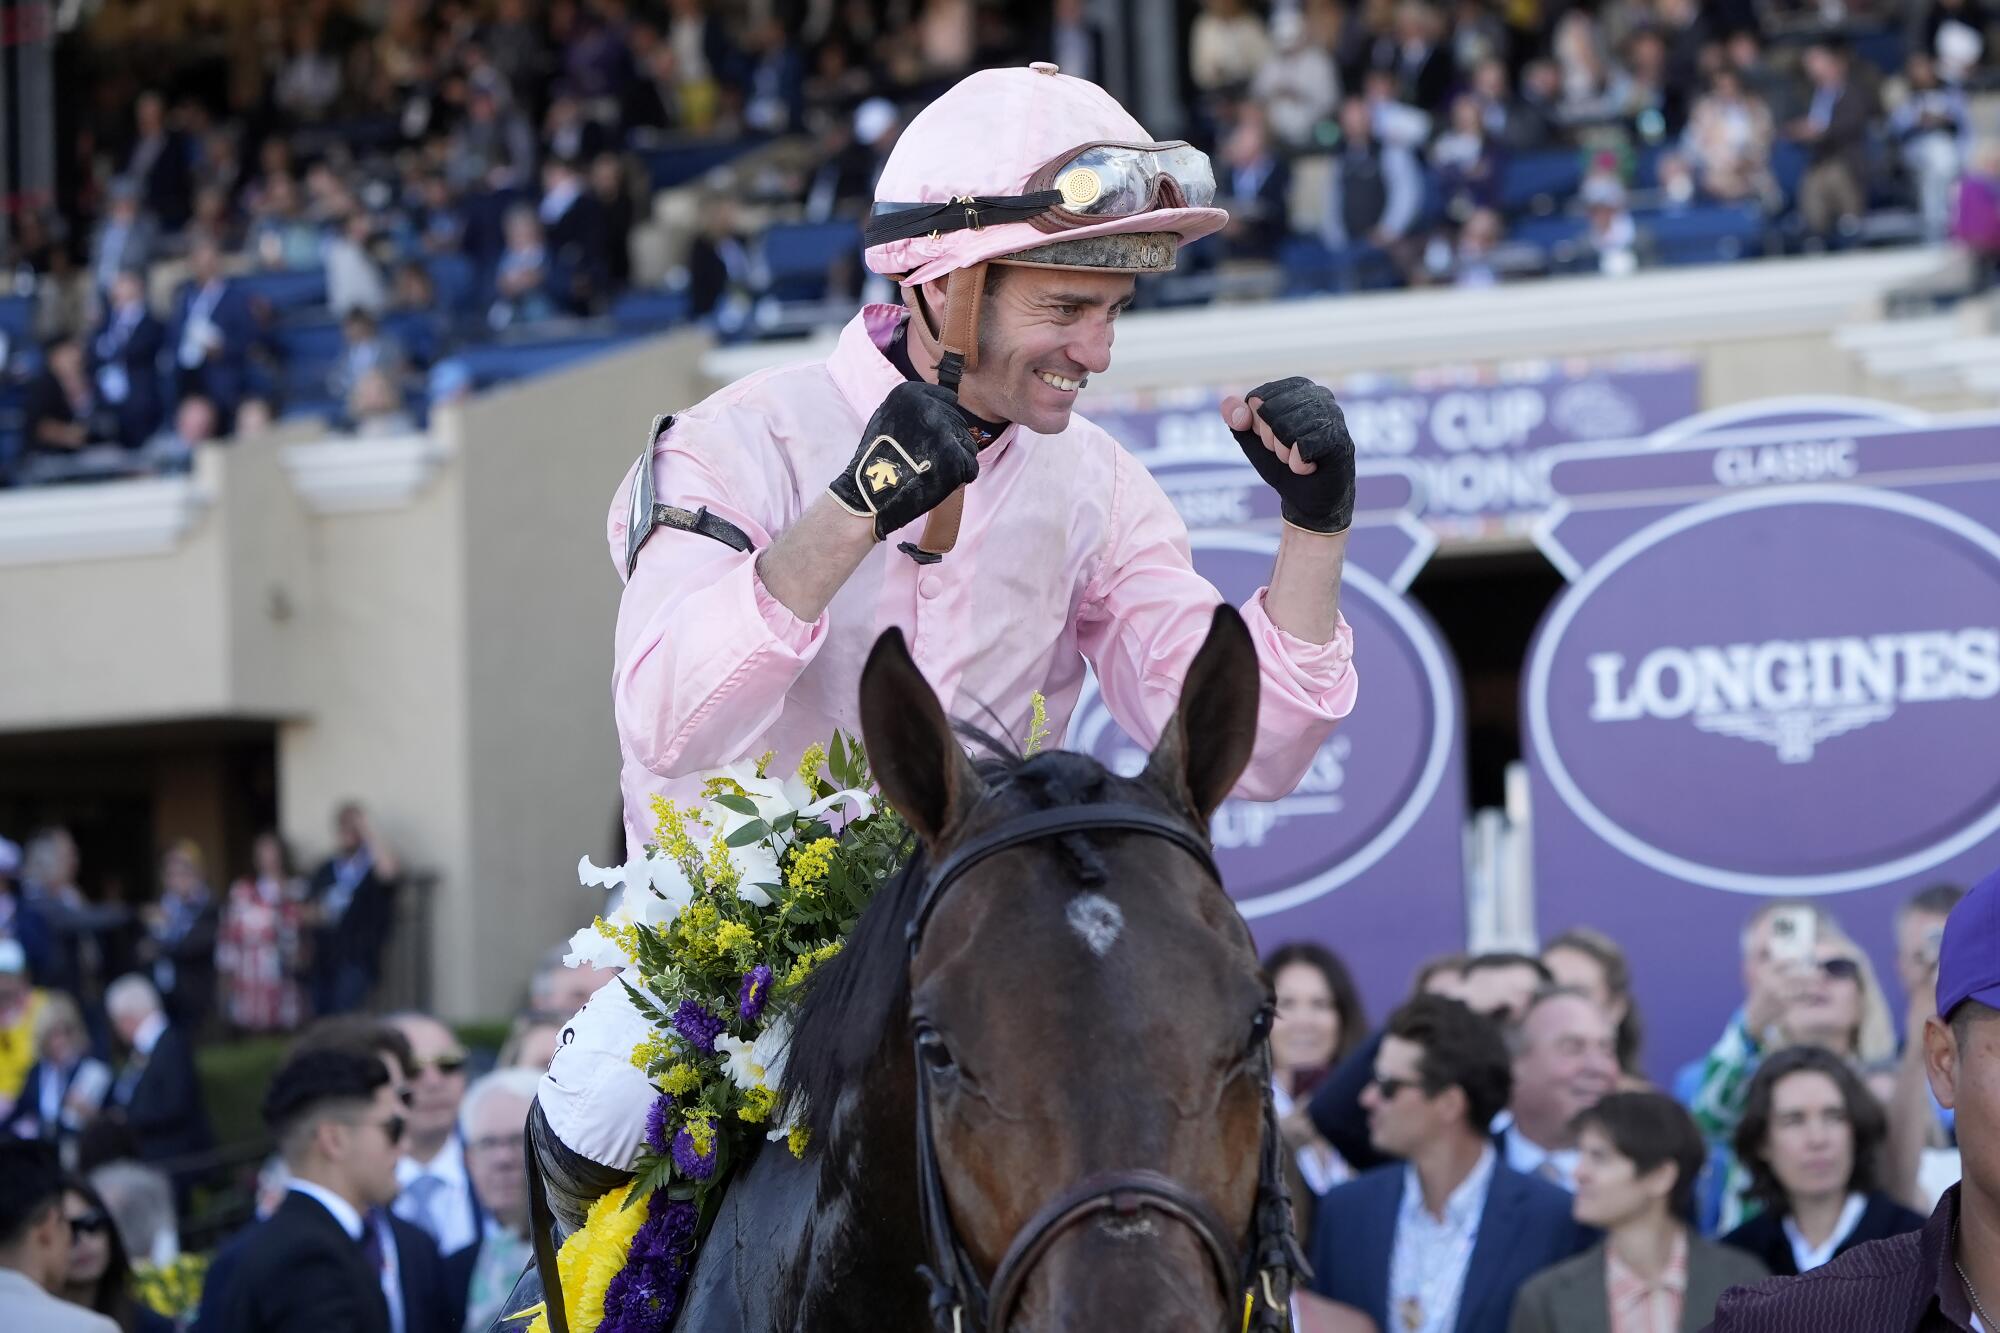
[{"left": 1937, "top": 866, "right": 2000, "bottom": 1021}]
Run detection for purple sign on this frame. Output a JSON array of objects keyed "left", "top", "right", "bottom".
[
  {"left": 1070, "top": 528, "right": 1467, "bottom": 1015},
  {"left": 1089, "top": 356, "right": 1700, "bottom": 539},
  {"left": 1527, "top": 404, "right": 2000, "bottom": 1080}
]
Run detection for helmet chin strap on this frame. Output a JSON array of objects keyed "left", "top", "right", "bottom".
[{"left": 906, "top": 263, "right": 988, "bottom": 561}]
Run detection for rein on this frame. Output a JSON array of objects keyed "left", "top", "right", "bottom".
[{"left": 904, "top": 801, "right": 1310, "bottom": 1332}]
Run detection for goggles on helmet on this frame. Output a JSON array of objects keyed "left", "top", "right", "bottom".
[{"left": 863, "top": 140, "right": 1216, "bottom": 249}]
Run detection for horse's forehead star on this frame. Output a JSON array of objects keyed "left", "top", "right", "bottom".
[{"left": 1065, "top": 892, "right": 1124, "bottom": 958}]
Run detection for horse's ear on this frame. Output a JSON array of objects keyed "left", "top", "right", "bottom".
[
  {"left": 860, "top": 627, "right": 983, "bottom": 845},
  {"left": 1143, "top": 604, "right": 1260, "bottom": 823}
]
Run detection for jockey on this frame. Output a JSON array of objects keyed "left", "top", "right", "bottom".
[{"left": 606, "top": 60, "right": 1360, "bottom": 858}]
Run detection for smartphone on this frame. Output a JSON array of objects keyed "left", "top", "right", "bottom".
[{"left": 1768, "top": 906, "right": 1817, "bottom": 968}]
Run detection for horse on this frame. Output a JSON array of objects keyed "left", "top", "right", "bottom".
[{"left": 520, "top": 604, "right": 1307, "bottom": 1332}]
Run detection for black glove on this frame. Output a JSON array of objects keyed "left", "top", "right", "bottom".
[
  {"left": 828, "top": 381, "right": 981, "bottom": 541},
  {"left": 1229, "top": 376, "right": 1356, "bottom": 534}
]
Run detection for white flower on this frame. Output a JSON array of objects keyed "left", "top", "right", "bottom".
[
  {"left": 710, "top": 761, "right": 814, "bottom": 828},
  {"left": 730, "top": 840, "right": 781, "bottom": 907},
  {"left": 714, "top": 1016, "right": 792, "bottom": 1093},
  {"left": 801, "top": 787, "right": 876, "bottom": 824},
  {"left": 562, "top": 920, "right": 629, "bottom": 970},
  {"left": 577, "top": 855, "right": 625, "bottom": 890}
]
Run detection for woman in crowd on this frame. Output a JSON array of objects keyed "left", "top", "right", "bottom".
[
  {"left": 1264, "top": 941, "right": 1368, "bottom": 1197},
  {"left": 1681, "top": 68, "right": 1776, "bottom": 205},
  {"left": 1544, "top": 926, "right": 1647, "bottom": 1087},
  {"left": 56, "top": 1174, "right": 172, "bottom": 1333},
  {"left": 498, "top": 1011, "right": 564, "bottom": 1070},
  {"left": 216, "top": 830, "right": 309, "bottom": 1033},
  {"left": 1720, "top": 1046, "right": 1924, "bottom": 1276},
  {"left": 1509, "top": 1092, "right": 1768, "bottom": 1333},
  {"left": 5, "top": 992, "right": 112, "bottom": 1153},
  {"left": 1691, "top": 913, "right": 1898, "bottom": 1229}
]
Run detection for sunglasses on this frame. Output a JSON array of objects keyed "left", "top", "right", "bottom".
[
  {"left": 1819, "top": 958, "right": 1861, "bottom": 982},
  {"left": 412, "top": 1052, "right": 468, "bottom": 1077},
  {"left": 1371, "top": 1076, "right": 1422, "bottom": 1101},
  {"left": 66, "top": 1212, "right": 110, "bottom": 1237},
  {"left": 373, "top": 1114, "right": 407, "bottom": 1147}
]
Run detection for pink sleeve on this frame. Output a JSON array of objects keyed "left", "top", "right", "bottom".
[
  {"left": 1076, "top": 452, "right": 1357, "bottom": 801},
  {"left": 609, "top": 432, "right": 826, "bottom": 779}
]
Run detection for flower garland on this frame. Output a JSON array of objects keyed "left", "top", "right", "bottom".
[
  {"left": 534, "top": 731, "right": 912, "bottom": 1332},
  {"left": 132, "top": 1252, "right": 208, "bottom": 1324}
]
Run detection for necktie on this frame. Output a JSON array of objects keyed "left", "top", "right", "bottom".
[
  {"left": 360, "top": 1212, "right": 384, "bottom": 1269},
  {"left": 405, "top": 1174, "right": 448, "bottom": 1244}
]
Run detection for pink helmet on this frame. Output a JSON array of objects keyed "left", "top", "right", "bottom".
[
  {"left": 864, "top": 63, "right": 1228, "bottom": 286},
  {"left": 863, "top": 63, "right": 1226, "bottom": 407}
]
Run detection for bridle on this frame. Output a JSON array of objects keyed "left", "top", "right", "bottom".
[{"left": 903, "top": 802, "right": 1311, "bottom": 1333}]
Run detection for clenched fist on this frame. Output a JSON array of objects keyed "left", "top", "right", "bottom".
[
  {"left": 1222, "top": 376, "right": 1356, "bottom": 534},
  {"left": 828, "top": 381, "right": 981, "bottom": 541}
]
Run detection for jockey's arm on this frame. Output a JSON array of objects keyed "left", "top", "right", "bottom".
[
  {"left": 1262, "top": 525, "right": 1348, "bottom": 646},
  {"left": 754, "top": 495, "right": 877, "bottom": 623}
]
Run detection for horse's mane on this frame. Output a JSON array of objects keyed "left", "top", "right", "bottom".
[{"left": 784, "top": 725, "right": 1151, "bottom": 1149}]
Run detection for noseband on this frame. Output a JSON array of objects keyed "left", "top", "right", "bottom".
[{"left": 904, "top": 802, "right": 1310, "bottom": 1333}]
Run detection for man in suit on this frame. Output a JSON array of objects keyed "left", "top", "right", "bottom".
[
  {"left": 199, "top": 1049, "right": 404, "bottom": 1333},
  {"left": 1788, "top": 38, "right": 1877, "bottom": 244},
  {"left": 169, "top": 241, "right": 260, "bottom": 428},
  {"left": 0, "top": 1140, "right": 120, "bottom": 1331},
  {"left": 1495, "top": 988, "right": 1619, "bottom": 1192},
  {"left": 88, "top": 269, "right": 168, "bottom": 450},
  {"left": 445, "top": 1068, "right": 539, "bottom": 1333},
  {"left": 103, "top": 974, "right": 213, "bottom": 1176},
  {"left": 1310, "top": 995, "right": 1592, "bottom": 1333},
  {"left": 309, "top": 803, "right": 401, "bottom": 1017},
  {"left": 388, "top": 1013, "right": 484, "bottom": 1259},
  {"left": 201, "top": 1020, "right": 457, "bottom": 1333}
]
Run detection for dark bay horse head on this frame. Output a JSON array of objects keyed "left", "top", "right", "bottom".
[{"left": 812, "top": 604, "right": 1280, "bottom": 1332}]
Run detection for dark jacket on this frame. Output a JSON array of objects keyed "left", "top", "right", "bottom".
[
  {"left": 199, "top": 1204, "right": 456, "bottom": 1333},
  {"left": 168, "top": 279, "right": 261, "bottom": 414},
  {"left": 1703, "top": 1186, "right": 1977, "bottom": 1332},
  {"left": 308, "top": 852, "right": 398, "bottom": 1007},
  {"left": 145, "top": 894, "right": 220, "bottom": 1033},
  {"left": 1310, "top": 1159, "right": 1596, "bottom": 1333},
  {"left": 1806, "top": 82, "right": 1877, "bottom": 181},
  {"left": 197, "top": 1191, "right": 391, "bottom": 1333},
  {"left": 87, "top": 306, "right": 167, "bottom": 449},
  {"left": 1509, "top": 1234, "right": 1770, "bottom": 1333},
  {"left": 4, "top": 1056, "right": 112, "bottom": 1142},
  {"left": 106, "top": 1022, "right": 213, "bottom": 1168},
  {"left": 1720, "top": 1192, "right": 1926, "bottom": 1277}
]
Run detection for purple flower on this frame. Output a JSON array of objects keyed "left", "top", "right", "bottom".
[
  {"left": 643, "top": 1093, "right": 675, "bottom": 1156},
  {"left": 737, "top": 965, "right": 774, "bottom": 1022},
  {"left": 671, "top": 1124, "right": 716, "bottom": 1181},
  {"left": 632, "top": 1199, "right": 699, "bottom": 1265},
  {"left": 671, "top": 1000, "right": 724, "bottom": 1053},
  {"left": 600, "top": 1265, "right": 671, "bottom": 1333}
]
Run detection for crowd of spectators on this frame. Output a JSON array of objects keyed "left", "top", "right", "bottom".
[
  {"left": 0, "top": 808, "right": 619, "bottom": 1332},
  {"left": 1189, "top": 0, "right": 2000, "bottom": 289},
  {"left": 0, "top": 800, "right": 1990, "bottom": 1332},
  {"left": 5, "top": 1, "right": 1997, "bottom": 487}
]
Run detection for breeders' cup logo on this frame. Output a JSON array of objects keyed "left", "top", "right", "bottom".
[
  {"left": 1073, "top": 530, "right": 1457, "bottom": 916},
  {"left": 1586, "top": 629, "right": 2000, "bottom": 763},
  {"left": 1528, "top": 488, "right": 2000, "bottom": 895}
]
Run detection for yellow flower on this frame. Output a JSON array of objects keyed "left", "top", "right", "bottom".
[
  {"left": 787, "top": 1124, "right": 811, "bottom": 1158},
  {"left": 702, "top": 833, "right": 741, "bottom": 893},
  {"left": 713, "top": 920, "right": 754, "bottom": 956},
  {"left": 754, "top": 748, "right": 776, "bottom": 778},
  {"left": 1026, "top": 690, "right": 1051, "bottom": 755},
  {"left": 629, "top": 1032, "right": 671, "bottom": 1072},
  {"left": 738, "top": 1085, "right": 777, "bottom": 1124},
  {"left": 649, "top": 796, "right": 701, "bottom": 867},
  {"left": 685, "top": 1114, "right": 716, "bottom": 1156},
  {"left": 700, "top": 774, "right": 748, "bottom": 801},
  {"left": 786, "top": 837, "right": 837, "bottom": 892},
  {"left": 796, "top": 742, "right": 827, "bottom": 785},
  {"left": 522, "top": 1181, "right": 648, "bottom": 1333},
  {"left": 779, "top": 940, "right": 843, "bottom": 993},
  {"left": 659, "top": 1063, "right": 701, "bottom": 1096}
]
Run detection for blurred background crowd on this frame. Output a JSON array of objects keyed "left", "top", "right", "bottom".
[
  {"left": 3, "top": 0, "right": 1997, "bottom": 483},
  {"left": 0, "top": 807, "right": 1978, "bottom": 1332}
]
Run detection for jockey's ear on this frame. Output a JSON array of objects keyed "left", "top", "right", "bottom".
[
  {"left": 860, "top": 627, "right": 984, "bottom": 845},
  {"left": 1143, "top": 604, "right": 1259, "bottom": 824}
]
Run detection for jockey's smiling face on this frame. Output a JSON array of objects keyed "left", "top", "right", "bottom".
[{"left": 917, "top": 266, "right": 1136, "bottom": 435}]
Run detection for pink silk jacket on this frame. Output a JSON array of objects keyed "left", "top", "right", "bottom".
[{"left": 606, "top": 305, "right": 1357, "bottom": 852}]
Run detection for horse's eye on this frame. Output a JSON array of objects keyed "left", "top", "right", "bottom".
[
  {"left": 1248, "top": 1004, "right": 1275, "bottom": 1048},
  {"left": 916, "top": 1026, "right": 957, "bottom": 1075}
]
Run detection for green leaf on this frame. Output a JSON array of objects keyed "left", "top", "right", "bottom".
[
  {"left": 723, "top": 819, "right": 768, "bottom": 847},
  {"left": 711, "top": 793, "right": 760, "bottom": 817}
]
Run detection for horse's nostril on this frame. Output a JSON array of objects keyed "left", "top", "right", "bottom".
[{"left": 1098, "top": 1212, "right": 1159, "bottom": 1242}]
